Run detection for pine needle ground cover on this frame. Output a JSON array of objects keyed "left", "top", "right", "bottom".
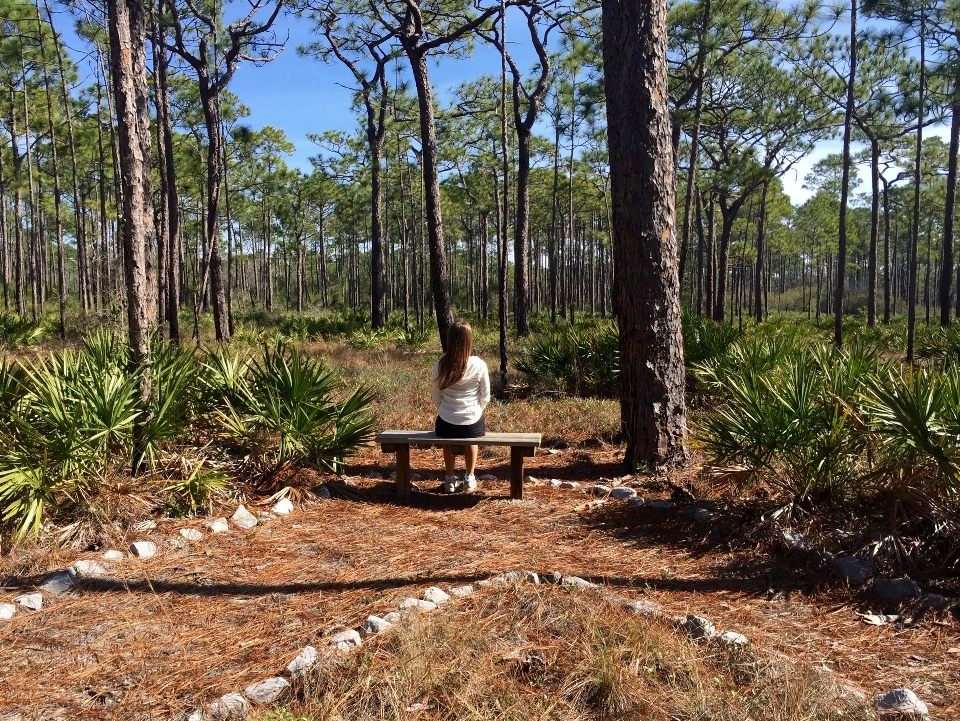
[{"left": 0, "top": 477, "right": 957, "bottom": 719}]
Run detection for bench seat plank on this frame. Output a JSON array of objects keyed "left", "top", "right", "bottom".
[
  {"left": 375, "top": 430, "right": 541, "bottom": 500},
  {"left": 375, "top": 430, "right": 541, "bottom": 447}
]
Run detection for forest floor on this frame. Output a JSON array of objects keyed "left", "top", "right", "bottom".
[{"left": 1, "top": 442, "right": 958, "bottom": 719}]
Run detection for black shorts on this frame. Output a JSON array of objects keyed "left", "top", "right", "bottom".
[{"left": 435, "top": 415, "right": 486, "bottom": 439}]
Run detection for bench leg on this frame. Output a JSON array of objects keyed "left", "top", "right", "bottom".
[
  {"left": 510, "top": 446, "right": 524, "bottom": 500},
  {"left": 396, "top": 444, "right": 411, "bottom": 498}
]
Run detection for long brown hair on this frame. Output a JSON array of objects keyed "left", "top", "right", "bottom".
[{"left": 437, "top": 321, "right": 473, "bottom": 390}]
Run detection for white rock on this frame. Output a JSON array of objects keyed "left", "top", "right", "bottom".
[
  {"left": 129, "top": 541, "right": 157, "bottom": 559},
  {"left": 628, "top": 497, "right": 646, "bottom": 506},
  {"left": 131, "top": 520, "right": 157, "bottom": 532},
  {"left": 243, "top": 677, "right": 290, "bottom": 705},
  {"left": 560, "top": 576, "right": 595, "bottom": 591},
  {"left": 399, "top": 598, "right": 437, "bottom": 612},
  {"left": 610, "top": 487, "right": 637, "bottom": 500},
  {"left": 718, "top": 631, "right": 748, "bottom": 646},
  {"left": 318, "top": 486, "right": 332, "bottom": 499},
  {"left": 559, "top": 481, "right": 580, "bottom": 489},
  {"left": 102, "top": 550, "right": 125, "bottom": 561},
  {"left": 38, "top": 571, "right": 77, "bottom": 595},
  {"left": 450, "top": 585, "right": 475, "bottom": 597},
  {"left": 873, "top": 689, "right": 929, "bottom": 717},
  {"left": 781, "top": 529, "right": 808, "bottom": 550},
  {"left": 678, "top": 506, "right": 713, "bottom": 523},
  {"left": 14, "top": 593, "right": 42, "bottom": 611},
  {"left": 71, "top": 560, "right": 111, "bottom": 578},
  {"left": 591, "top": 484, "right": 612, "bottom": 496},
  {"left": 382, "top": 612, "right": 401, "bottom": 623},
  {"left": 479, "top": 474, "right": 497, "bottom": 481},
  {"left": 422, "top": 586, "right": 451, "bottom": 605},
  {"left": 207, "top": 692, "right": 248, "bottom": 720},
  {"left": 623, "top": 599, "right": 665, "bottom": 618},
  {"left": 361, "top": 615, "right": 392, "bottom": 633},
  {"left": 284, "top": 646, "right": 318, "bottom": 678},
  {"left": 0, "top": 603, "right": 16, "bottom": 620},
  {"left": 480, "top": 570, "right": 540, "bottom": 587},
  {"left": 231, "top": 505, "right": 258, "bottom": 529},
  {"left": 685, "top": 615, "right": 717, "bottom": 640},
  {"left": 328, "top": 629, "right": 362, "bottom": 650},
  {"left": 207, "top": 518, "right": 229, "bottom": 533},
  {"left": 180, "top": 528, "right": 203, "bottom": 541},
  {"left": 271, "top": 498, "right": 293, "bottom": 515},
  {"left": 548, "top": 479, "right": 562, "bottom": 487},
  {"left": 525, "top": 475, "right": 538, "bottom": 484}
]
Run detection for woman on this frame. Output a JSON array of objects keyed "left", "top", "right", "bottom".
[{"left": 430, "top": 320, "right": 490, "bottom": 492}]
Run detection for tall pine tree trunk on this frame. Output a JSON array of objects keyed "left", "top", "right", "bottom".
[
  {"left": 602, "top": 0, "right": 688, "bottom": 470},
  {"left": 35, "top": 2, "right": 67, "bottom": 338},
  {"left": 942, "top": 74, "right": 960, "bottom": 326},
  {"left": 868, "top": 137, "right": 880, "bottom": 327},
  {"left": 835, "top": 0, "right": 856, "bottom": 347},
  {"left": 404, "top": 48, "right": 453, "bottom": 349},
  {"left": 108, "top": 0, "right": 156, "bottom": 473}
]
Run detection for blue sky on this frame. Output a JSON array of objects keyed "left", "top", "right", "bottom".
[{"left": 222, "top": 9, "right": 549, "bottom": 173}]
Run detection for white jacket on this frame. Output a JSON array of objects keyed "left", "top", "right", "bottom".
[{"left": 431, "top": 356, "right": 490, "bottom": 425}]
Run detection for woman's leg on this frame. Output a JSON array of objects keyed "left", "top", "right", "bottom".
[
  {"left": 442, "top": 445, "right": 456, "bottom": 476},
  {"left": 464, "top": 445, "right": 478, "bottom": 476}
]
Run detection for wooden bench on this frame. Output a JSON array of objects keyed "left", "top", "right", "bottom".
[{"left": 375, "top": 430, "right": 542, "bottom": 499}]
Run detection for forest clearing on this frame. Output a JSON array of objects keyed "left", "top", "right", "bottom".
[{"left": 4, "top": 0, "right": 960, "bottom": 716}]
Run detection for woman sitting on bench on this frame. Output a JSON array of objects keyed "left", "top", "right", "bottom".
[{"left": 430, "top": 320, "right": 490, "bottom": 493}]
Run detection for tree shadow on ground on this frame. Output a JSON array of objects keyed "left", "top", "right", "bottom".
[{"left": 578, "top": 501, "right": 819, "bottom": 598}]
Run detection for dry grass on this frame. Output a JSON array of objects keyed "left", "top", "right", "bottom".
[{"left": 274, "top": 585, "right": 874, "bottom": 721}]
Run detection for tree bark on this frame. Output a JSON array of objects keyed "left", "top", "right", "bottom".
[
  {"left": 835, "top": 0, "right": 856, "bottom": 348},
  {"left": 754, "top": 180, "right": 769, "bottom": 323},
  {"left": 907, "top": 12, "right": 925, "bottom": 362},
  {"left": 8, "top": 89, "right": 26, "bottom": 316},
  {"left": 679, "top": 0, "right": 711, "bottom": 297},
  {"left": 35, "top": 1, "right": 67, "bottom": 338},
  {"left": 868, "top": 138, "right": 879, "bottom": 327},
  {"left": 602, "top": 0, "right": 689, "bottom": 470},
  {"left": 942, "top": 74, "right": 960, "bottom": 327},
  {"left": 108, "top": 0, "right": 156, "bottom": 473},
  {"left": 402, "top": 45, "right": 453, "bottom": 349}
]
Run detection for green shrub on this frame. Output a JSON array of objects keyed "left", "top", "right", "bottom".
[
  {"left": 0, "top": 351, "right": 132, "bottom": 537},
  {"left": 0, "top": 311, "right": 53, "bottom": 349},
  {"left": 515, "top": 321, "right": 619, "bottom": 397},
  {"left": 217, "top": 343, "right": 376, "bottom": 473},
  {"left": 682, "top": 312, "right": 740, "bottom": 367},
  {"left": 696, "top": 341, "right": 871, "bottom": 503},
  {"left": 164, "top": 460, "right": 228, "bottom": 513}
]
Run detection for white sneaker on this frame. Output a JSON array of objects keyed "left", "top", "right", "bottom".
[
  {"left": 464, "top": 475, "right": 477, "bottom": 491},
  {"left": 444, "top": 476, "right": 458, "bottom": 493}
]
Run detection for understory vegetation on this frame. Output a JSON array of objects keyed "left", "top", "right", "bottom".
[
  {"left": 0, "top": 328, "right": 375, "bottom": 539},
  {"left": 4, "top": 309, "right": 960, "bottom": 576}
]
